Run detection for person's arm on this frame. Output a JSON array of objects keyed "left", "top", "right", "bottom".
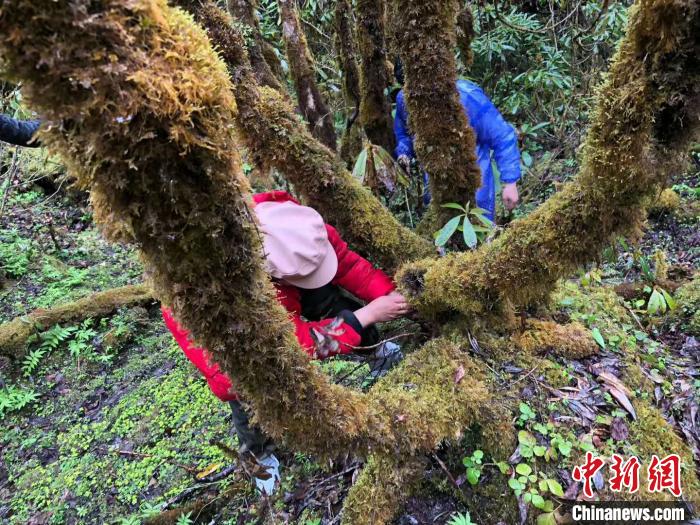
[
  {"left": 275, "top": 284, "right": 364, "bottom": 358},
  {"left": 0, "top": 114, "right": 41, "bottom": 147},
  {"left": 393, "top": 91, "right": 415, "bottom": 161},
  {"left": 471, "top": 92, "right": 521, "bottom": 208},
  {"left": 326, "top": 224, "right": 395, "bottom": 303}
]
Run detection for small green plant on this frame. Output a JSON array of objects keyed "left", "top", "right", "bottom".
[
  {"left": 68, "top": 318, "right": 98, "bottom": 362},
  {"left": 435, "top": 202, "right": 494, "bottom": 249},
  {"left": 0, "top": 385, "right": 39, "bottom": 419},
  {"left": 23, "top": 324, "right": 77, "bottom": 377},
  {"left": 447, "top": 511, "right": 476, "bottom": 525},
  {"left": 462, "top": 449, "right": 484, "bottom": 486},
  {"left": 517, "top": 402, "right": 536, "bottom": 426},
  {"left": 0, "top": 228, "right": 33, "bottom": 278},
  {"left": 175, "top": 512, "right": 194, "bottom": 525}
]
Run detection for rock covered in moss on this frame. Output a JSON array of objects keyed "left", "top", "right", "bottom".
[{"left": 514, "top": 319, "right": 599, "bottom": 359}]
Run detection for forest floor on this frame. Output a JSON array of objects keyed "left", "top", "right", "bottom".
[{"left": 0, "top": 151, "right": 698, "bottom": 525}]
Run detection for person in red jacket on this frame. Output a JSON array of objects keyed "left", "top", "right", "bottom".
[{"left": 162, "top": 191, "right": 409, "bottom": 493}]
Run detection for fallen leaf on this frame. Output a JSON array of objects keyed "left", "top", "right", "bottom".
[
  {"left": 610, "top": 417, "right": 629, "bottom": 441},
  {"left": 196, "top": 462, "right": 222, "bottom": 480},
  {"left": 608, "top": 386, "right": 637, "bottom": 420}
]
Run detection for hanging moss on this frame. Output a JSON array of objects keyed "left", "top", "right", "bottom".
[
  {"left": 389, "top": 0, "right": 482, "bottom": 227},
  {"left": 0, "top": 284, "right": 153, "bottom": 358},
  {"left": 225, "top": 0, "right": 283, "bottom": 90},
  {"left": 335, "top": 0, "right": 365, "bottom": 164},
  {"left": 342, "top": 454, "right": 426, "bottom": 525},
  {"left": 355, "top": 0, "right": 395, "bottom": 153},
  {"left": 397, "top": 0, "right": 700, "bottom": 319},
  {"left": 456, "top": 4, "right": 475, "bottom": 69},
  {"left": 277, "top": 0, "right": 337, "bottom": 150}
]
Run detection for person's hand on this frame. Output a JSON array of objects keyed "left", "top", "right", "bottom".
[
  {"left": 397, "top": 155, "right": 411, "bottom": 173},
  {"left": 502, "top": 182, "right": 519, "bottom": 211},
  {"left": 354, "top": 292, "right": 411, "bottom": 327}
]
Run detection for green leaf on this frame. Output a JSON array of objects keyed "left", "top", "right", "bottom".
[
  {"left": 352, "top": 147, "right": 369, "bottom": 180},
  {"left": 472, "top": 450, "right": 484, "bottom": 460},
  {"left": 523, "top": 492, "right": 532, "bottom": 503},
  {"left": 518, "top": 431, "right": 537, "bottom": 446},
  {"left": 462, "top": 217, "right": 478, "bottom": 249},
  {"left": 537, "top": 512, "right": 557, "bottom": 525},
  {"left": 531, "top": 494, "right": 546, "bottom": 510},
  {"left": 648, "top": 289, "right": 665, "bottom": 315},
  {"left": 441, "top": 202, "right": 466, "bottom": 212},
  {"left": 466, "top": 467, "right": 481, "bottom": 486},
  {"left": 522, "top": 150, "right": 533, "bottom": 167},
  {"left": 547, "top": 479, "right": 564, "bottom": 497},
  {"left": 591, "top": 328, "right": 606, "bottom": 349},
  {"left": 543, "top": 500, "right": 554, "bottom": 512},
  {"left": 557, "top": 441, "right": 572, "bottom": 457},
  {"left": 469, "top": 207, "right": 490, "bottom": 216},
  {"left": 435, "top": 216, "right": 462, "bottom": 247},
  {"left": 660, "top": 288, "right": 676, "bottom": 310},
  {"left": 508, "top": 478, "right": 523, "bottom": 491},
  {"left": 496, "top": 461, "right": 510, "bottom": 475},
  {"left": 533, "top": 446, "right": 546, "bottom": 457},
  {"left": 515, "top": 463, "right": 532, "bottom": 476}
]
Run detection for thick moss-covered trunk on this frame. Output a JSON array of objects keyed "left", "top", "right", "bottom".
[
  {"left": 277, "top": 0, "right": 337, "bottom": 150},
  {"left": 335, "top": 0, "right": 364, "bottom": 164},
  {"left": 226, "top": 0, "right": 283, "bottom": 90},
  {"left": 355, "top": 0, "right": 395, "bottom": 153},
  {"left": 176, "top": 0, "right": 432, "bottom": 270},
  {"left": 389, "top": 0, "right": 482, "bottom": 226},
  {"left": 397, "top": 0, "right": 700, "bottom": 319}
]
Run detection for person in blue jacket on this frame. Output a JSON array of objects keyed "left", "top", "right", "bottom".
[
  {"left": 0, "top": 114, "right": 41, "bottom": 147},
  {"left": 393, "top": 63, "right": 521, "bottom": 220}
]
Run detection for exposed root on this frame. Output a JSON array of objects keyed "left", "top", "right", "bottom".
[{"left": 0, "top": 284, "right": 153, "bottom": 357}]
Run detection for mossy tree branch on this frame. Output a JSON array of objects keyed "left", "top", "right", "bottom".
[
  {"left": 0, "top": 284, "right": 153, "bottom": 358},
  {"left": 355, "top": 0, "right": 395, "bottom": 153},
  {"left": 175, "top": 0, "right": 433, "bottom": 271},
  {"left": 397, "top": 0, "right": 700, "bottom": 320},
  {"left": 389, "top": 0, "right": 482, "bottom": 226},
  {"left": 226, "top": 0, "right": 284, "bottom": 90},
  {"left": 277, "top": 0, "right": 337, "bottom": 150},
  {"left": 456, "top": 3, "right": 475, "bottom": 69}
]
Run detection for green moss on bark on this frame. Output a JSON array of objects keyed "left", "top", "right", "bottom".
[
  {"left": 456, "top": 4, "right": 475, "bottom": 68},
  {"left": 278, "top": 0, "right": 337, "bottom": 150},
  {"left": 226, "top": 0, "right": 283, "bottom": 90},
  {"left": 335, "top": 0, "right": 364, "bottom": 164},
  {"left": 355, "top": 0, "right": 395, "bottom": 153},
  {"left": 389, "top": 0, "right": 482, "bottom": 226},
  {"left": 397, "top": 0, "right": 700, "bottom": 318}
]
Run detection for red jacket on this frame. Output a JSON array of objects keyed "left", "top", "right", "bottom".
[{"left": 162, "top": 191, "right": 395, "bottom": 401}]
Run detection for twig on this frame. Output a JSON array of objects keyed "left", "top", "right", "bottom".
[
  {"left": 509, "top": 365, "right": 540, "bottom": 387},
  {"left": 348, "top": 332, "right": 418, "bottom": 351},
  {"left": 432, "top": 453, "right": 461, "bottom": 489}
]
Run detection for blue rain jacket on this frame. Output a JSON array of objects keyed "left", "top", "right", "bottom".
[
  {"left": 0, "top": 114, "right": 41, "bottom": 147},
  {"left": 394, "top": 79, "right": 521, "bottom": 219}
]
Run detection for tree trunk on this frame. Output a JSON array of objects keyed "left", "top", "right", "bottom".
[
  {"left": 277, "top": 0, "right": 337, "bottom": 150},
  {"left": 335, "top": 0, "right": 364, "bottom": 164},
  {"left": 389, "top": 0, "right": 482, "bottom": 227},
  {"left": 355, "top": 0, "right": 395, "bottom": 153},
  {"left": 226, "top": 0, "right": 284, "bottom": 90}
]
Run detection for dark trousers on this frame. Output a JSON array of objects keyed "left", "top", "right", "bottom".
[{"left": 230, "top": 285, "right": 377, "bottom": 454}]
